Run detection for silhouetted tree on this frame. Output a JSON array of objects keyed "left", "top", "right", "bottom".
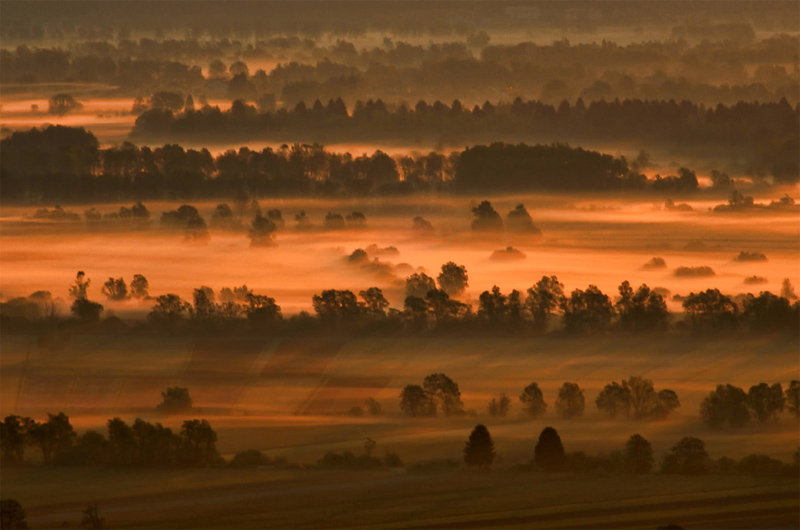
[
  {"left": 740, "top": 292, "right": 798, "bottom": 333},
  {"left": 399, "top": 385, "right": 433, "bottom": 416},
  {"left": 615, "top": 281, "right": 669, "bottom": 333},
  {"left": 48, "top": 93, "right": 82, "bottom": 115},
  {"left": 129, "top": 274, "right": 149, "bottom": 299},
  {"left": 1, "top": 416, "right": 33, "bottom": 464},
  {"left": 81, "top": 504, "right": 104, "bottom": 529},
  {"left": 746, "top": 383, "right": 784, "bottom": 422},
  {"left": 0, "top": 498, "right": 28, "bottom": 529},
  {"left": 471, "top": 200, "right": 503, "bottom": 231},
  {"left": 324, "top": 212, "right": 346, "bottom": 229},
  {"left": 249, "top": 214, "right": 278, "bottom": 246},
  {"left": 437, "top": 262, "right": 469, "bottom": 297},
  {"left": 69, "top": 271, "right": 90, "bottom": 300},
  {"left": 148, "top": 294, "right": 191, "bottom": 327},
  {"left": 28, "top": 412, "right": 75, "bottom": 464},
  {"left": 682, "top": 289, "right": 738, "bottom": 332},
  {"left": 423, "top": 373, "right": 463, "bottom": 416},
  {"left": 526, "top": 276, "right": 565, "bottom": 332},
  {"left": 624, "top": 434, "right": 654, "bottom": 474},
  {"left": 107, "top": 417, "right": 136, "bottom": 466},
  {"left": 488, "top": 394, "right": 511, "bottom": 417},
  {"left": 700, "top": 384, "right": 750, "bottom": 428},
  {"left": 70, "top": 298, "right": 104, "bottom": 321},
  {"left": 178, "top": 419, "right": 219, "bottom": 467},
  {"left": 786, "top": 381, "right": 800, "bottom": 418},
  {"left": 405, "top": 272, "right": 436, "bottom": 299},
  {"left": 464, "top": 424, "right": 495, "bottom": 469},
  {"left": 359, "top": 287, "right": 389, "bottom": 317},
  {"left": 596, "top": 381, "right": 630, "bottom": 418},
  {"left": 555, "top": 382, "right": 585, "bottom": 418},
  {"left": 660, "top": 436, "right": 712, "bottom": 474},
  {"left": 520, "top": 382, "right": 547, "bottom": 417},
  {"left": 244, "top": 293, "right": 282, "bottom": 325},
  {"left": 312, "top": 289, "right": 361, "bottom": 325},
  {"left": 505, "top": 204, "right": 540, "bottom": 234},
  {"left": 191, "top": 286, "right": 216, "bottom": 321},
  {"left": 157, "top": 387, "right": 193, "bottom": 414},
  {"left": 562, "top": 285, "right": 614, "bottom": 334},
  {"left": 534, "top": 427, "right": 565, "bottom": 472},
  {"left": 101, "top": 277, "right": 129, "bottom": 301}
]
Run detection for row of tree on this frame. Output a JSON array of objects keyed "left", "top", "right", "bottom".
[{"left": 0, "top": 413, "right": 220, "bottom": 468}]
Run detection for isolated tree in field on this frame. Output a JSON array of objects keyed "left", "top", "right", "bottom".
[
  {"left": 505, "top": 203, "right": 541, "bottom": 234},
  {"left": 147, "top": 294, "right": 192, "bottom": 326},
  {"left": 700, "top": 384, "right": 750, "bottom": 428},
  {"left": 534, "top": 427, "right": 565, "bottom": 472},
  {"left": 562, "top": 285, "right": 615, "bottom": 334},
  {"left": 157, "top": 387, "right": 193, "bottom": 413},
  {"left": 786, "top": 381, "right": 800, "bottom": 418},
  {"left": 0, "top": 498, "right": 28, "bottom": 529},
  {"left": 596, "top": 381, "right": 630, "bottom": 418},
  {"left": 520, "top": 382, "right": 547, "bottom": 417},
  {"left": 660, "top": 436, "right": 712, "bottom": 474},
  {"left": 129, "top": 274, "right": 149, "bottom": 299},
  {"left": 1, "top": 415, "right": 33, "bottom": 464},
  {"left": 471, "top": 200, "right": 504, "bottom": 231},
  {"left": 28, "top": 412, "right": 75, "bottom": 464},
  {"left": 423, "top": 373, "right": 464, "bottom": 416},
  {"left": 399, "top": 385, "right": 434, "bottom": 416},
  {"left": 615, "top": 281, "right": 669, "bottom": 333},
  {"left": 405, "top": 272, "right": 436, "bottom": 299},
  {"left": 624, "top": 434, "right": 654, "bottom": 474},
  {"left": 437, "top": 262, "right": 469, "bottom": 297},
  {"left": 69, "top": 271, "right": 90, "bottom": 299},
  {"left": 625, "top": 376, "right": 659, "bottom": 420},
  {"left": 70, "top": 298, "right": 104, "bottom": 321},
  {"left": 488, "top": 393, "right": 511, "bottom": 417},
  {"left": 48, "top": 93, "right": 83, "bottom": 115},
  {"left": 359, "top": 287, "right": 390, "bottom": 317},
  {"left": 526, "top": 276, "right": 565, "bottom": 332},
  {"left": 101, "top": 277, "right": 129, "bottom": 301},
  {"left": 248, "top": 214, "right": 278, "bottom": 246},
  {"left": 464, "top": 424, "right": 495, "bottom": 469},
  {"left": 746, "top": 383, "right": 784, "bottom": 422},
  {"left": 555, "top": 382, "right": 585, "bottom": 418}
]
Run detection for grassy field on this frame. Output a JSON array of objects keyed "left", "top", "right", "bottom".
[{"left": 2, "top": 466, "right": 797, "bottom": 529}]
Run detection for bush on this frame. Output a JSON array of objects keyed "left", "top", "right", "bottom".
[{"left": 229, "top": 449, "right": 270, "bottom": 468}]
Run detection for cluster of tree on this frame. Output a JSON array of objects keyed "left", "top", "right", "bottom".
[
  {"left": 489, "top": 377, "right": 679, "bottom": 421},
  {"left": 3, "top": 29, "right": 797, "bottom": 107},
  {"left": 399, "top": 373, "right": 464, "bottom": 417},
  {"left": 127, "top": 98, "right": 798, "bottom": 183},
  {"left": 0, "top": 412, "right": 220, "bottom": 468},
  {"left": 700, "top": 381, "right": 800, "bottom": 428}
]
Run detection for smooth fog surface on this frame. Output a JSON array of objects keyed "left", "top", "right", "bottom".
[{"left": 1, "top": 193, "right": 798, "bottom": 314}]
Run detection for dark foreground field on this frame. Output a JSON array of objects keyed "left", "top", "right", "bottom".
[{"left": 3, "top": 467, "right": 797, "bottom": 529}]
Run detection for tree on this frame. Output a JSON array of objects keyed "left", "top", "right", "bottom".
[
  {"left": 69, "top": 271, "right": 90, "bottom": 299},
  {"left": 520, "top": 382, "right": 547, "bottom": 417},
  {"left": 157, "top": 387, "right": 193, "bottom": 414},
  {"left": 399, "top": 385, "right": 434, "bottom": 416},
  {"left": 478, "top": 286, "right": 508, "bottom": 324},
  {"left": 48, "top": 93, "right": 83, "bottom": 115},
  {"left": 244, "top": 293, "right": 282, "bottom": 325},
  {"left": 0, "top": 498, "right": 28, "bottom": 529},
  {"left": 107, "top": 417, "right": 136, "bottom": 466},
  {"left": 624, "top": 434, "right": 654, "bottom": 474},
  {"left": 405, "top": 273, "right": 436, "bottom": 299},
  {"left": 70, "top": 298, "right": 104, "bottom": 321},
  {"left": 192, "top": 286, "right": 216, "bottom": 321},
  {"left": 786, "top": 381, "right": 800, "bottom": 418},
  {"left": 562, "top": 285, "right": 615, "bottom": 334},
  {"left": 178, "top": 419, "right": 219, "bottom": 467},
  {"left": 682, "top": 289, "right": 738, "bottom": 332},
  {"left": 148, "top": 294, "right": 191, "bottom": 327},
  {"left": 625, "top": 376, "right": 659, "bottom": 420},
  {"left": 129, "top": 274, "right": 149, "bottom": 299},
  {"left": 423, "top": 373, "right": 463, "bottom": 416},
  {"left": 746, "top": 383, "right": 784, "bottom": 422},
  {"left": 249, "top": 214, "right": 277, "bottom": 246},
  {"left": 505, "top": 203, "right": 541, "bottom": 233},
  {"left": 312, "top": 289, "right": 361, "bottom": 325},
  {"left": 660, "top": 436, "right": 712, "bottom": 474},
  {"left": 28, "top": 412, "right": 75, "bottom": 464},
  {"left": 1, "top": 416, "right": 33, "bottom": 464},
  {"left": 526, "top": 276, "right": 565, "bottom": 332},
  {"left": 534, "top": 427, "right": 565, "bottom": 472},
  {"left": 437, "top": 262, "right": 469, "bottom": 297},
  {"left": 595, "top": 381, "right": 630, "bottom": 418},
  {"left": 488, "top": 394, "right": 511, "bottom": 417},
  {"left": 464, "top": 424, "right": 495, "bottom": 469},
  {"left": 359, "top": 287, "right": 389, "bottom": 317},
  {"left": 101, "top": 277, "right": 129, "bottom": 301},
  {"left": 655, "top": 389, "right": 681, "bottom": 419},
  {"left": 81, "top": 504, "right": 104, "bottom": 529},
  {"left": 555, "top": 382, "right": 585, "bottom": 419},
  {"left": 700, "top": 384, "right": 750, "bottom": 428},
  {"left": 471, "top": 200, "right": 503, "bottom": 231},
  {"left": 615, "top": 281, "right": 669, "bottom": 333}
]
